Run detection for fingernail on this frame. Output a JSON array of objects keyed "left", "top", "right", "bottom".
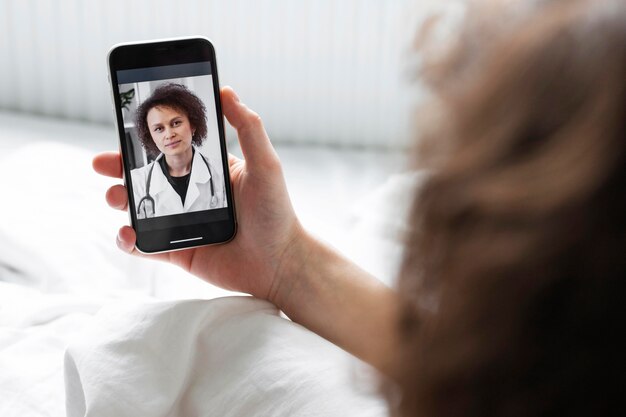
[{"left": 232, "top": 90, "right": 241, "bottom": 103}]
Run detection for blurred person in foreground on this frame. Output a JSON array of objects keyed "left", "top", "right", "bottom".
[{"left": 94, "top": 0, "right": 625, "bottom": 415}]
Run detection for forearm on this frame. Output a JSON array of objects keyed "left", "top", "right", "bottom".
[{"left": 272, "top": 228, "right": 400, "bottom": 376}]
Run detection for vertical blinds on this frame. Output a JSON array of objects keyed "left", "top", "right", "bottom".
[{"left": 0, "top": 0, "right": 443, "bottom": 148}]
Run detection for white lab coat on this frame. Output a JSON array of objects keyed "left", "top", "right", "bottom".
[{"left": 130, "top": 149, "right": 227, "bottom": 219}]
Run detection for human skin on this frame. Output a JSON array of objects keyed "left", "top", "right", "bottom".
[
  {"left": 146, "top": 106, "right": 194, "bottom": 177},
  {"left": 93, "top": 86, "right": 399, "bottom": 375}
]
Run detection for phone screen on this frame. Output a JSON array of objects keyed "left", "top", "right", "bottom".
[{"left": 108, "top": 38, "right": 236, "bottom": 253}]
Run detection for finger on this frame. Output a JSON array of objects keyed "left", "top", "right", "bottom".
[
  {"left": 116, "top": 226, "right": 173, "bottom": 263},
  {"left": 93, "top": 152, "right": 123, "bottom": 179},
  {"left": 116, "top": 225, "right": 137, "bottom": 253},
  {"left": 220, "top": 86, "right": 277, "bottom": 168},
  {"left": 106, "top": 184, "right": 128, "bottom": 210}
]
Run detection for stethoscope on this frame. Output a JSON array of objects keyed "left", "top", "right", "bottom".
[{"left": 137, "top": 151, "right": 216, "bottom": 218}]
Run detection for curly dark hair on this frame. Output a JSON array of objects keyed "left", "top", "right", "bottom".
[
  {"left": 387, "top": 0, "right": 626, "bottom": 416},
  {"left": 134, "top": 83, "right": 207, "bottom": 157}
]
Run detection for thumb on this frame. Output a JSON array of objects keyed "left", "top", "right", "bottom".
[{"left": 221, "top": 86, "right": 277, "bottom": 168}]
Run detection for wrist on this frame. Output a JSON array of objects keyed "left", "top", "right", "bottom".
[
  {"left": 268, "top": 224, "right": 318, "bottom": 310},
  {"left": 266, "top": 226, "right": 401, "bottom": 375}
]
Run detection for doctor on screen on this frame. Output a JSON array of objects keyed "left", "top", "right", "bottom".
[{"left": 130, "top": 83, "right": 226, "bottom": 219}]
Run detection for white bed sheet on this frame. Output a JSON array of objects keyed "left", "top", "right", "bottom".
[
  {"left": 64, "top": 296, "right": 388, "bottom": 417},
  {"left": 0, "top": 112, "right": 415, "bottom": 416}
]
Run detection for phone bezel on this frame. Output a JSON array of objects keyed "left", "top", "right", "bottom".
[{"left": 107, "top": 37, "right": 237, "bottom": 253}]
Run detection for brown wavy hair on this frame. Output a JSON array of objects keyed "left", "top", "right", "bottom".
[
  {"left": 389, "top": 0, "right": 626, "bottom": 416},
  {"left": 135, "top": 83, "right": 207, "bottom": 157}
]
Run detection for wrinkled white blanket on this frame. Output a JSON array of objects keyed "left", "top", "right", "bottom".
[
  {"left": 0, "top": 138, "right": 414, "bottom": 416},
  {"left": 64, "top": 296, "right": 388, "bottom": 417},
  {"left": 0, "top": 284, "right": 388, "bottom": 416}
]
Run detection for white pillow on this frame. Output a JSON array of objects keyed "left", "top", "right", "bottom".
[{"left": 342, "top": 171, "right": 426, "bottom": 287}]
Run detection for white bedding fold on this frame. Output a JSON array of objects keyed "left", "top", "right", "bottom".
[
  {"left": 0, "top": 136, "right": 406, "bottom": 417},
  {"left": 64, "top": 296, "right": 388, "bottom": 417}
]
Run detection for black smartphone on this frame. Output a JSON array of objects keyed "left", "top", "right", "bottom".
[{"left": 107, "top": 37, "right": 236, "bottom": 253}]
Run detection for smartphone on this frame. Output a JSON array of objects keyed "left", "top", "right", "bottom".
[{"left": 107, "top": 37, "right": 236, "bottom": 253}]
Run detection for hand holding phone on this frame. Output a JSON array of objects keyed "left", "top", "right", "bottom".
[{"left": 94, "top": 86, "right": 303, "bottom": 301}]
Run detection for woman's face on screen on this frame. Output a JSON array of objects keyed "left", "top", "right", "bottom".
[{"left": 146, "top": 105, "right": 195, "bottom": 158}]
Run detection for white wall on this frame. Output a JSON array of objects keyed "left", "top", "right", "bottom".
[{"left": 0, "top": 0, "right": 462, "bottom": 148}]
